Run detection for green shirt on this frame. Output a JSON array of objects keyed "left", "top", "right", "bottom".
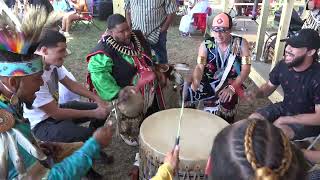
[{"left": 88, "top": 53, "right": 139, "bottom": 101}]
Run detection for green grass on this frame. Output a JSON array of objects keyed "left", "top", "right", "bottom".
[{"left": 64, "top": 19, "right": 106, "bottom": 83}]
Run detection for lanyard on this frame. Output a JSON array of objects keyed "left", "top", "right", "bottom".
[{"left": 214, "top": 39, "right": 232, "bottom": 69}]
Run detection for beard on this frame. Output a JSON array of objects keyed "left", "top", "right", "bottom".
[
  {"left": 113, "top": 36, "right": 131, "bottom": 46},
  {"left": 286, "top": 53, "right": 306, "bottom": 68}
]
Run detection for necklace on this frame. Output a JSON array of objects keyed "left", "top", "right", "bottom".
[
  {"left": 104, "top": 32, "right": 142, "bottom": 57},
  {"left": 213, "top": 40, "right": 232, "bottom": 79}
]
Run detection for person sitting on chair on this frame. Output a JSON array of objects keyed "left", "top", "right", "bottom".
[
  {"left": 178, "top": 0, "right": 208, "bottom": 36},
  {"left": 58, "top": 0, "right": 88, "bottom": 36},
  {"left": 188, "top": 12, "right": 251, "bottom": 123},
  {"left": 206, "top": 119, "right": 307, "bottom": 180},
  {"left": 246, "top": 28, "right": 320, "bottom": 141},
  {"left": 87, "top": 14, "right": 166, "bottom": 146}
]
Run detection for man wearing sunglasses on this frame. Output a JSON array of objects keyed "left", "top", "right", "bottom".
[{"left": 188, "top": 12, "right": 251, "bottom": 123}]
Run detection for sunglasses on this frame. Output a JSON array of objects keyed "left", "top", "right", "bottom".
[{"left": 211, "top": 26, "right": 229, "bottom": 33}]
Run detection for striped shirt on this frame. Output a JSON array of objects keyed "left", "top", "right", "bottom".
[{"left": 124, "top": 0, "right": 177, "bottom": 44}]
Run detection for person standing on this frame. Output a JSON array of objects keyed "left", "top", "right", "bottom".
[{"left": 125, "top": 0, "right": 178, "bottom": 64}]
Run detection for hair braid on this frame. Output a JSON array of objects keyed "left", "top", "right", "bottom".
[
  {"left": 274, "top": 131, "right": 293, "bottom": 176},
  {"left": 243, "top": 119, "right": 293, "bottom": 180},
  {"left": 209, "top": 119, "right": 307, "bottom": 180},
  {"left": 244, "top": 119, "right": 260, "bottom": 170}
]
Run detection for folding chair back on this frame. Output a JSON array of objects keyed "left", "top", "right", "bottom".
[{"left": 77, "top": 0, "right": 101, "bottom": 30}]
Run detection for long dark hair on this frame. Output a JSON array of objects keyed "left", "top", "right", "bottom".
[{"left": 209, "top": 119, "right": 307, "bottom": 180}]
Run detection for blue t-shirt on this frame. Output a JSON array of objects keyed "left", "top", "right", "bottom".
[{"left": 52, "top": 0, "right": 74, "bottom": 12}]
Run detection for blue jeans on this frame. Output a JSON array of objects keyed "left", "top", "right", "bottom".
[{"left": 150, "top": 31, "right": 168, "bottom": 64}]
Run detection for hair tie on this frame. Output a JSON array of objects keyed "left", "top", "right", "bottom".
[{"left": 255, "top": 167, "right": 279, "bottom": 180}]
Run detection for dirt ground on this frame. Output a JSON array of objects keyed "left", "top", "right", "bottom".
[{"left": 89, "top": 24, "right": 271, "bottom": 179}]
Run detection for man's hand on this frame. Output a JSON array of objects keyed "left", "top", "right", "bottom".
[
  {"left": 92, "top": 104, "right": 109, "bottom": 120},
  {"left": 164, "top": 145, "right": 180, "bottom": 175},
  {"left": 39, "top": 141, "right": 63, "bottom": 158},
  {"left": 93, "top": 123, "right": 113, "bottom": 148},
  {"left": 218, "top": 86, "right": 235, "bottom": 103},
  {"left": 160, "top": 26, "right": 168, "bottom": 33},
  {"left": 191, "top": 79, "right": 200, "bottom": 91}
]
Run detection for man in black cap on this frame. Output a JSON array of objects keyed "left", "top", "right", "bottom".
[{"left": 246, "top": 28, "right": 320, "bottom": 140}]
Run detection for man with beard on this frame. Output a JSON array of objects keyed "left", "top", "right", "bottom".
[{"left": 246, "top": 28, "right": 320, "bottom": 140}]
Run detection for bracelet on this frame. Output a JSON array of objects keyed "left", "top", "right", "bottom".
[
  {"left": 228, "top": 85, "right": 236, "bottom": 94},
  {"left": 241, "top": 56, "right": 251, "bottom": 65},
  {"left": 197, "top": 56, "right": 207, "bottom": 65}
]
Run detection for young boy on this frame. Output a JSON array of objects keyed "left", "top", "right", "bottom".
[{"left": 24, "top": 29, "right": 110, "bottom": 143}]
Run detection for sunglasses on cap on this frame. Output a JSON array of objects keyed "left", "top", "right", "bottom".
[{"left": 211, "top": 26, "right": 229, "bottom": 33}]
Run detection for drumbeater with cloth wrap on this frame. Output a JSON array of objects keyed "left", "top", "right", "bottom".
[{"left": 175, "top": 81, "right": 189, "bottom": 147}]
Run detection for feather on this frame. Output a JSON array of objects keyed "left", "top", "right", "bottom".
[
  {"left": 0, "top": 133, "right": 9, "bottom": 179},
  {"left": 0, "top": 0, "right": 25, "bottom": 53},
  {"left": 0, "top": 4, "right": 57, "bottom": 54},
  {"left": 10, "top": 128, "right": 47, "bottom": 161},
  {"left": 0, "top": 0, "right": 22, "bottom": 31},
  {"left": 20, "top": 5, "right": 48, "bottom": 48},
  {"left": 43, "top": 11, "right": 63, "bottom": 30},
  {"left": 5, "top": 131, "right": 26, "bottom": 175}
]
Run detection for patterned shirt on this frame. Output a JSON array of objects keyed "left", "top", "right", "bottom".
[
  {"left": 124, "top": 0, "right": 177, "bottom": 44},
  {"left": 269, "top": 60, "right": 320, "bottom": 114}
]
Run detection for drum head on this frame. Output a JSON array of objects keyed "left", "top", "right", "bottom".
[{"left": 140, "top": 108, "right": 229, "bottom": 169}]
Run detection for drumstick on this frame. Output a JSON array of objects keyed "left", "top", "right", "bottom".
[
  {"left": 175, "top": 81, "right": 188, "bottom": 146},
  {"left": 307, "top": 134, "right": 320, "bottom": 150}
]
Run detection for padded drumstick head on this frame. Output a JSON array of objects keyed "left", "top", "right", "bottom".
[{"left": 117, "top": 86, "right": 144, "bottom": 117}]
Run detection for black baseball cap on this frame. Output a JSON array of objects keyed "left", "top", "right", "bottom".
[{"left": 280, "top": 29, "right": 320, "bottom": 49}]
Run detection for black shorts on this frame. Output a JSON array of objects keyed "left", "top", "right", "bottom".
[{"left": 256, "top": 103, "right": 320, "bottom": 140}]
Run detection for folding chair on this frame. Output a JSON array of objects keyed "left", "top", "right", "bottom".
[{"left": 76, "top": 0, "right": 101, "bottom": 30}]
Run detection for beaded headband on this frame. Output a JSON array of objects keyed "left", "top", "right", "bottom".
[{"left": 0, "top": 56, "right": 43, "bottom": 77}]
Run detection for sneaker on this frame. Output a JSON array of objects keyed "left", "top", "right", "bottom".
[
  {"left": 63, "top": 31, "right": 71, "bottom": 38},
  {"left": 120, "top": 134, "right": 138, "bottom": 146}
]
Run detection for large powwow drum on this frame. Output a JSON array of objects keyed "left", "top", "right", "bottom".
[{"left": 139, "top": 108, "right": 229, "bottom": 179}]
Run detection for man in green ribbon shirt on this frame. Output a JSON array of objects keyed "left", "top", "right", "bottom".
[{"left": 87, "top": 14, "right": 166, "bottom": 146}]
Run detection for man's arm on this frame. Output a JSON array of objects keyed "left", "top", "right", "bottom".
[
  {"left": 39, "top": 100, "right": 106, "bottom": 120},
  {"left": 303, "top": 150, "right": 320, "bottom": 163},
  {"left": 126, "top": 10, "right": 132, "bottom": 29},
  {"left": 275, "top": 105, "right": 320, "bottom": 126},
  {"left": 48, "top": 125, "right": 112, "bottom": 179},
  {"left": 59, "top": 76, "right": 102, "bottom": 103},
  {"left": 191, "top": 42, "right": 207, "bottom": 91},
  {"left": 161, "top": 0, "right": 178, "bottom": 32},
  {"left": 230, "top": 39, "right": 251, "bottom": 89},
  {"left": 88, "top": 54, "right": 122, "bottom": 101},
  {"left": 124, "top": 0, "right": 131, "bottom": 28},
  {"left": 254, "top": 81, "right": 278, "bottom": 98},
  {"left": 160, "top": 13, "right": 175, "bottom": 32}
]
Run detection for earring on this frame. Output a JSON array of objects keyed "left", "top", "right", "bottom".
[{"left": 10, "top": 93, "right": 19, "bottom": 105}]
